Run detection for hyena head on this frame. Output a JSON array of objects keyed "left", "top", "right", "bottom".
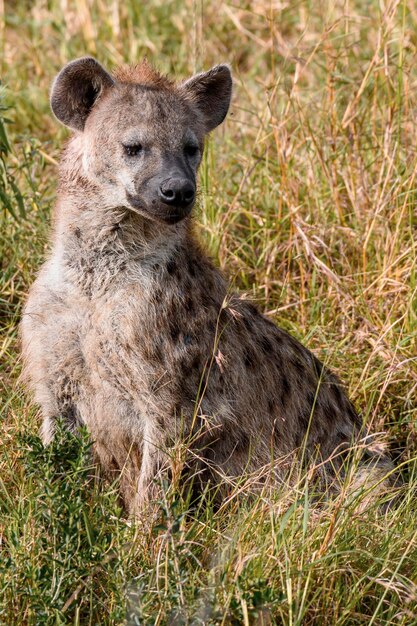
[{"left": 50, "top": 57, "right": 232, "bottom": 224}]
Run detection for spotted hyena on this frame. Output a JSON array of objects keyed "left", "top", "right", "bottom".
[{"left": 21, "top": 57, "right": 392, "bottom": 514}]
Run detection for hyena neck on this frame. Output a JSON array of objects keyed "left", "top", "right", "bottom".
[
  {"left": 54, "top": 187, "right": 188, "bottom": 259},
  {"left": 53, "top": 191, "right": 192, "bottom": 295}
]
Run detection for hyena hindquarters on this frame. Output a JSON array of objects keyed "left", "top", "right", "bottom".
[{"left": 88, "top": 263, "right": 385, "bottom": 511}]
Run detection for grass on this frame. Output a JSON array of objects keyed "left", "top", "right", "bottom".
[{"left": 1, "top": 0, "right": 417, "bottom": 623}]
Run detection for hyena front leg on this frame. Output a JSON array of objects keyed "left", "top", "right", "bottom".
[
  {"left": 131, "top": 428, "right": 169, "bottom": 518},
  {"left": 41, "top": 413, "right": 57, "bottom": 445},
  {"left": 32, "top": 378, "right": 78, "bottom": 444}
]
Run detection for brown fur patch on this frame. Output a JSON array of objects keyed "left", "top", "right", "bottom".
[{"left": 113, "top": 59, "right": 175, "bottom": 89}]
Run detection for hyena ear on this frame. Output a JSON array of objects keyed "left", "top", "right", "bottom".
[
  {"left": 180, "top": 65, "right": 232, "bottom": 133},
  {"left": 50, "top": 57, "right": 114, "bottom": 131}
]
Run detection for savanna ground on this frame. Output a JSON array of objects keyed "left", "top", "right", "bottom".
[{"left": 1, "top": 0, "right": 417, "bottom": 624}]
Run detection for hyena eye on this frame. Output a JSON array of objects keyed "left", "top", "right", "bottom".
[
  {"left": 184, "top": 144, "right": 198, "bottom": 157},
  {"left": 123, "top": 143, "right": 143, "bottom": 157}
]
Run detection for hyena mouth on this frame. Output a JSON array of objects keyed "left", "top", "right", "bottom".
[
  {"left": 126, "top": 192, "right": 193, "bottom": 224},
  {"left": 161, "top": 210, "right": 190, "bottom": 224},
  {"left": 125, "top": 192, "right": 146, "bottom": 214}
]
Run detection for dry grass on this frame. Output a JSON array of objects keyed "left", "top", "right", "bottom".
[{"left": 1, "top": 0, "right": 417, "bottom": 624}]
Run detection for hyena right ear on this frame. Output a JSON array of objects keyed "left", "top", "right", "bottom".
[
  {"left": 50, "top": 57, "right": 114, "bottom": 131},
  {"left": 180, "top": 65, "right": 233, "bottom": 133}
]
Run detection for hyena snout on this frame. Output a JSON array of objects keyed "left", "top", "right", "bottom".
[
  {"left": 159, "top": 177, "right": 195, "bottom": 209},
  {"left": 127, "top": 173, "right": 196, "bottom": 224}
]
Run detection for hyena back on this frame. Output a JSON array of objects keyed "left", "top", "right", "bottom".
[{"left": 21, "top": 57, "right": 392, "bottom": 514}]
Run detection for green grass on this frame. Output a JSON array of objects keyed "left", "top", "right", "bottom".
[{"left": 1, "top": 0, "right": 417, "bottom": 623}]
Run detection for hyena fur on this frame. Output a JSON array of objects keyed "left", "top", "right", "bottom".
[{"left": 21, "top": 57, "right": 394, "bottom": 514}]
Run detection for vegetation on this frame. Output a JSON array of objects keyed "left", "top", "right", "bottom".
[{"left": 1, "top": 0, "right": 416, "bottom": 623}]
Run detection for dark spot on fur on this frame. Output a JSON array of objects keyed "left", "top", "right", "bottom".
[
  {"left": 191, "top": 355, "right": 201, "bottom": 370},
  {"left": 183, "top": 278, "right": 193, "bottom": 292},
  {"left": 201, "top": 290, "right": 214, "bottom": 308},
  {"left": 185, "top": 296, "right": 194, "bottom": 312},
  {"left": 244, "top": 348, "right": 256, "bottom": 368},
  {"left": 187, "top": 257, "right": 196, "bottom": 277},
  {"left": 60, "top": 403, "right": 77, "bottom": 428},
  {"left": 299, "top": 405, "right": 311, "bottom": 430},
  {"left": 243, "top": 316, "right": 253, "bottom": 331},
  {"left": 216, "top": 379, "right": 224, "bottom": 394},
  {"left": 307, "top": 391, "right": 316, "bottom": 407},
  {"left": 180, "top": 353, "right": 201, "bottom": 377},
  {"left": 182, "top": 376, "right": 198, "bottom": 400},
  {"left": 180, "top": 359, "right": 190, "bottom": 376},
  {"left": 337, "top": 430, "right": 349, "bottom": 443},
  {"left": 166, "top": 296, "right": 180, "bottom": 319},
  {"left": 184, "top": 334, "right": 193, "bottom": 346},
  {"left": 200, "top": 371, "right": 208, "bottom": 390},
  {"left": 152, "top": 286, "right": 163, "bottom": 303},
  {"left": 292, "top": 357, "right": 306, "bottom": 375},
  {"left": 332, "top": 383, "right": 347, "bottom": 409},
  {"left": 234, "top": 431, "right": 250, "bottom": 453},
  {"left": 361, "top": 448, "right": 374, "bottom": 461},
  {"left": 192, "top": 257, "right": 203, "bottom": 272},
  {"left": 170, "top": 322, "right": 180, "bottom": 342},
  {"left": 259, "top": 335, "right": 273, "bottom": 354},
  {"left": 281, "top": 374, "right": 291, "bottom": 400},
  {"left": 166, "top": 259, "right": 177, "bottom": 275},
  {"left": 291, "top": 339, "right": 307, "bottom": 356},
  {"left": 274, "top": 331, "right": 284, "bottom": 344},
  {"left": 247, "top": 303, "right": 259, "bottom": 317},
  {"left": 123, "top": 340, "right": 132, "bottom": 354},
  {"left": 321, "top": 399, "right": 336, "bottom": 423},
  {"left": 173, "top": 402, "right": 183, "bottom": 418},
  {"left": 220, "top": 307, "right": 229, "bottom": 321},
  {"left": 74, "top": 227, "right": 81, "bottom": 239},
  {"left": 143, "top": 337, "right": 164, "bottom": 364},
  {"left": 267, "top": 397, "right": 276, "bottom": 414}
]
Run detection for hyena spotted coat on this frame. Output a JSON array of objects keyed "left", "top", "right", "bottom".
[{"left": 21, "top": 57, "right": 389, "bottom": 513}]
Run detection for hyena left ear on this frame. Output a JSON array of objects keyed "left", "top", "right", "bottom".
[
  {"left": 180, "top": 65, "right": 232, "bottom": 133},
  {"left": 50, "top": 57, "right": 115, "bottom": 131}
]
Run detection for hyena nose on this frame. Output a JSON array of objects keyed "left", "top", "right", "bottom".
[{"left": 159, "top": 178, "right": 195, "bottom": 208}]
